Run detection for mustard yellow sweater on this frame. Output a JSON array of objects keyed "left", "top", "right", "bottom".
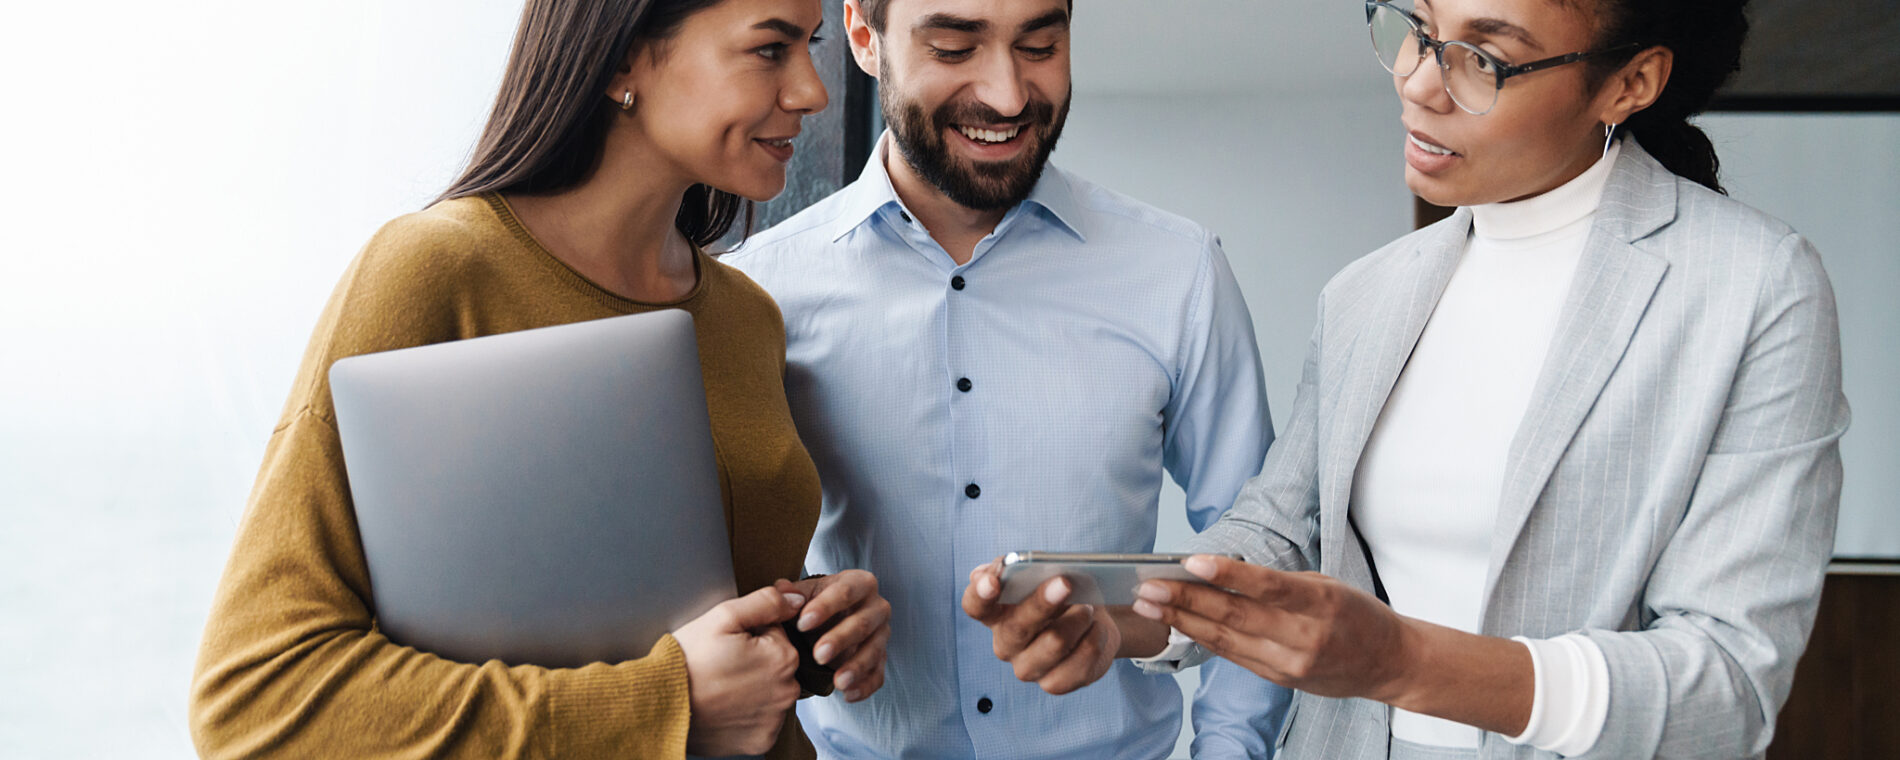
[{"left": 190, "top": 195, "right": 821, "bottom": 759}]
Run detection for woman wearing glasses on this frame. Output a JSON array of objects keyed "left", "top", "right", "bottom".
[{"left": 978, "top": 0, "right": 1847, "bottom": 757}]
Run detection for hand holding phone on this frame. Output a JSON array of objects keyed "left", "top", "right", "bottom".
[{"left": 962, "top": 557, "right": 1123, "bottom": 696}]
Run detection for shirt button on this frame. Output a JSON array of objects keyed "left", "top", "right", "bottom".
[
  {"left": 951, "top": 275, "right": 966, "bottom": 291},
  {"left": 900, "top": 211, "right": 912, "bottom": 223},
  {"left": 965, "top": 483, "right": 981, "bottom": 499},
  {"left": 956, "top": 377, "right": 973, "bottom": 393},
  {"left": 977, "top": 697, "right": 993, "bottom": 714}
]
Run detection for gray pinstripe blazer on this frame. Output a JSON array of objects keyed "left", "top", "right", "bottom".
[{"left": 1189, "top": 142, "right": 1848, "bottom": 760}]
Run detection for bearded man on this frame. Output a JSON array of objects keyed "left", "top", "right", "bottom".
[{"left": 726, "top": 1, "right": 1289, "bottom": 757}]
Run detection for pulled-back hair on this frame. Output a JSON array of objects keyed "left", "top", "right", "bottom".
[
  {"left": 438, "top": 0, "right": 750, "bottom": 247},
  {"left": 1585, "top": 0, "right": 1750, "bottom": 193}
]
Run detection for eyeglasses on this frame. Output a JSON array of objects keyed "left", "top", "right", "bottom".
[{"left": 1366, "top": 0, "right": 1641, "bottom": 115}]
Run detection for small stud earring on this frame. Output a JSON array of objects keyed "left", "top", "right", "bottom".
[
  {"left": 1603, "top": 122, "right": 1618, "bottom": 157},
  {"left": 621, "top": 91, "right": 635, "bottom": 111}
]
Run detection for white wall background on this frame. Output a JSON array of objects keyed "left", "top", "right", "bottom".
[
  {"left": 1, "top": 1, "right": 1894, "bottom": 759},
  {"left": 1, "top": 2, "right": 522, "bottom": 757}
]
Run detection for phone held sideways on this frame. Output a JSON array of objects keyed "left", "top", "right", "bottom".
[{"left": 996, "top": 551, "right": 1240, "bottom": 606}]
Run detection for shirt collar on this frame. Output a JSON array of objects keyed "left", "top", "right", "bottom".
[{"left": 826, "top": 132, "right": 1088, "bottom": 243}]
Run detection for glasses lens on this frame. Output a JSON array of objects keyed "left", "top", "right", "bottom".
[
  {"left": 1441, "top": 42, "right": 1501, "bottom": 114},
  {"left": 1369, "top": 4, "right": 1423, "bottom": 76}
]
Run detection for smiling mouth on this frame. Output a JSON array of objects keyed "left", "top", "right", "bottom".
[
  {"left": 757, "top": 138, "right": 793, "bottom": 150},
  {"left": 1409, "top": 133, "right": 1459, "bottom": 157},
  {"left": 955, "top": 124, "right": 1023, "bottom": 145}
]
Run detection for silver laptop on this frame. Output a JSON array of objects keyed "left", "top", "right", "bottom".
[{"left": 329, "top": 309, "right": 735, "bottom": 668}]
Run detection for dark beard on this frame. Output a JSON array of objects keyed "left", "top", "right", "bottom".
[{"left": 881, "top": 66, "right": 1071, "bottom": 211}]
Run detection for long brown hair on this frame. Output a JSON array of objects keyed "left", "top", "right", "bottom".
[{"left": 437, "top": 0, "right": 751, "bottom": 247}]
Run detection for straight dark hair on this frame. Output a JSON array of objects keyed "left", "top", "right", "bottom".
[
  {"left": 437, "top": 0, "right": 752, "bottom": 248},
  {"left": 1585, "top": 0, "right": 1750, "bottom": 194}
]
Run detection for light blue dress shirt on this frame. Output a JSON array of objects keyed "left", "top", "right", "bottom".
[{"left": 725, "top": 144, "right": 1290, "bottom": 759}]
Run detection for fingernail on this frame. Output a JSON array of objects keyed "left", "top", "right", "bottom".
[
  {"left": 814, "top": 642, "right": 835, "bottom": 665},
  {"left": 1135, "top": 582, "right": 1170, "bottom": 604},
  {"left": 784, "top": 593, "right": 807, "bottom": 608},
  {"left": 1185, "top": 555, "right": 1217, "bottom": 579},
  {"left": 844, "top": 689, "right": 862, "bottom": 702},
  {"left": 799, "top": 612, "right": 819, "bottom": 631},
  {"left": 1132, "top": 599, "right": 1163, "bottom": 619},
  {"left": 834, "top": 669, "right": 856, "bottom": 690},
  {"left": 1043, "top": 578, "right": 1070, "bottom": 605},
  {"left": 978, "top": 576, "right": 997, "bottom": 600}
]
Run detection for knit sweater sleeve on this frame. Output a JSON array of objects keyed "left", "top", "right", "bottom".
[{"left": 189, "top": 207, "right": 695, "bottom": 759}]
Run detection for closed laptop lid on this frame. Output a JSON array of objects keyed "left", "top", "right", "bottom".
[{"left": 329, "top": 309, "right": 734, "bottom": 668}]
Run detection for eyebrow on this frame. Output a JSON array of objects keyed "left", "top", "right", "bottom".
[
  {"left": 752, "top": 18, "right": 821, "bottom": 38},
  {"left": 915, "top": 13, "right": 986, "bottom": 34},
  {"left": 1020, "top": 9, "right": 1070, "bottom": 35},
  {"left": 1468, "top": 17, "right": 1542, "bottom": 51},
  {"left": 1414, "top": 0, "right": 1543, "bottom": 52}
]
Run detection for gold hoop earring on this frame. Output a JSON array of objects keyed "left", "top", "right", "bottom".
[{"left": 620, "top": 91, "right": 635, "bottom": 111}]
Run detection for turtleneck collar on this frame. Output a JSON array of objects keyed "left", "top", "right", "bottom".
[{"left": 1471, "top": 140, "right": 1621, "bottom": 241}]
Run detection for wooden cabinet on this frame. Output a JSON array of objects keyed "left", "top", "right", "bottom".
[{"left": 1768, "top": 565, "right": 1900, "bottom": 759}]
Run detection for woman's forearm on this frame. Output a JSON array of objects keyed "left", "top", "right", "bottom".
[{"left": 1381, "top": 618, "right": 1535, "bottom": 737}]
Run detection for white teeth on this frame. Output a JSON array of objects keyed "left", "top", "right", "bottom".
[
  {"left": 1409, "top": 134, "right": 1455, "bottom": 156},
  {"left": 761, "top": 139, "right": 791, "bottom": 148},
  {"left": 957, "top": 125, "right": 1021, "bottom": 144}
]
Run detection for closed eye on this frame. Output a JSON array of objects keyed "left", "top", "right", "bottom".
[{"left": 931, "top": 47, "right": 975, "bottom": 61}]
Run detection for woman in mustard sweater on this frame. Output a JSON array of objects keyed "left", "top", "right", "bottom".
[{"left": 189, "top": 1, "right": 889, "bottom": 758}]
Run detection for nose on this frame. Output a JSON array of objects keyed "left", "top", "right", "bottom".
[
  {"left": 782, "top": 49, "right": 830, "bottom": 115},
  {"left": 1398, "top": 50, "right": 1452, "bottom": 113},
  {"left": 971, "top": 50, "right": 1030, "bottom": 119}
]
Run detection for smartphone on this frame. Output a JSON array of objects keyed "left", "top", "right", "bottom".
[{"left": 996, "top": 551, "right": 1236, "bottom": 606}]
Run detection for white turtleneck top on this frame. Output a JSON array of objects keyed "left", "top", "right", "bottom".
[{"left": 1352, "top": 142, "right": 1622, "bottom": 755}]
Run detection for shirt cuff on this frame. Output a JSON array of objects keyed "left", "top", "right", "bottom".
[
  {"left": 1130, "top": 627, "right": 1212, "bottom": 674},
  {"left": 1504, "top": 634, "right": 1612, "bottom": 756}
]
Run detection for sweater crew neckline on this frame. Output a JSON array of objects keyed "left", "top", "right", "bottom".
[
  {"left": 1471, "top": 140, "right": 1620, "bottom": 242},
  {"left": 480, "top": 193, "right": 712, "bottom": 312}
]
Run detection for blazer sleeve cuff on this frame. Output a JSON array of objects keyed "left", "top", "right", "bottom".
[{"left": 1563, "top": 629, "right": 1670, "bottom": 760}]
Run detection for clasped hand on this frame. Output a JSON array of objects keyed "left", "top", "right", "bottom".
[{"left": 673, "top": 570, "right": 891, "bottom": 757}]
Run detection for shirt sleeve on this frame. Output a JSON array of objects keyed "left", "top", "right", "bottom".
[
  {"left": 1506, "top": 635, "right": 1612, "bottom": 756},
  {"left": 1158, "top": 233, "right": 1291, "bottom": 759},
  {"left": 189, "top": 410, "right": 695, "bottom": 759}
]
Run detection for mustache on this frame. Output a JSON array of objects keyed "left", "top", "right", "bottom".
[{"left": 932, "top": 99, "right": 1059, "bottom": 131}]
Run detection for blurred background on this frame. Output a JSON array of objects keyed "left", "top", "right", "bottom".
[{"left": 1, "top": 1, "right": 1894, "bottom": 757}]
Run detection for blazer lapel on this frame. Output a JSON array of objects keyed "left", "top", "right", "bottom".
[
  {"left": 1320, "top": 212, "right": 1467, "bottom": 575},
  {"left": 1480, "top": 143, "right": 1677, "bottom": 607}
]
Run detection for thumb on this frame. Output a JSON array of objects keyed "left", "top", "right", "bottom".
[{"left": 717, "top": 586, "right": 798, "bottom": 633}]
